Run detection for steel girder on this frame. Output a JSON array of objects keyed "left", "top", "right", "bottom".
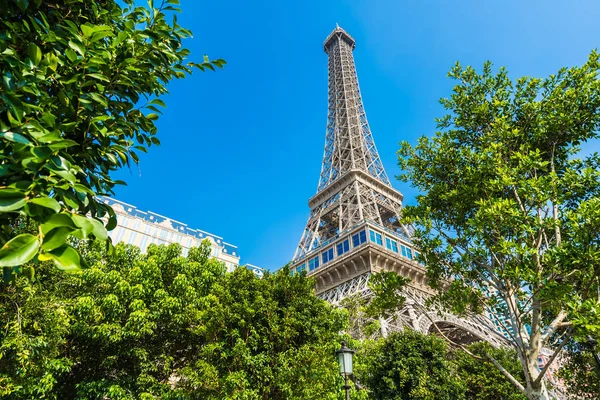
[{"left": 319, "top": 273, "right": 507, "bottom": 347}]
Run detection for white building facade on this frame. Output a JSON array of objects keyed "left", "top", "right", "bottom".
[{"left": 101, "top": 197, "right": 241, "bottom": 272}]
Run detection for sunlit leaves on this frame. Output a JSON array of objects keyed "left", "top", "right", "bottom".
[
  {"left": 399, "top": 51, "right": 600, "bottom": 396},
  {"left": 0, "top": 0, "right": 224, "bottom": 274},
  {"left": 0, "top": 234, "right": 40, "bottom": 267}
]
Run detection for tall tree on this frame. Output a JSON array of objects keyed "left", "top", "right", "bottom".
[
  {"left": 0, "top": 0, "right": 223, "bottom": 274},
  {"left": 398, "top": 53, "right": 600, "bottom": 399}
]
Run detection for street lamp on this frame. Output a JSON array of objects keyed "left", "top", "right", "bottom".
[{"left": 336, "top": 341, "right": 355, "bottom": 400}]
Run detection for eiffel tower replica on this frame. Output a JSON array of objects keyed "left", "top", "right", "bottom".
[{"left": 291, "top": 25, "right": 506, "bottom": 345}]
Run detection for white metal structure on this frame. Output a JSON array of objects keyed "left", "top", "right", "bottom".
[{"left": 292, "top": 26, "right": 506, "bottom": 346}]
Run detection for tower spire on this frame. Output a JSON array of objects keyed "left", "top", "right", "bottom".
[{"left": 294, "top": 26, "right": 408, "bottom": 260}]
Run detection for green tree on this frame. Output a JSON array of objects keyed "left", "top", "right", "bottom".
[
  {"left": 0, "top": 269, "right": 71, "bottom": 398},
  {"left": 398, "top": 53, "right": 600, "bottom": 399},
  {"left": 0, "top": 242, "right": 349, "bottom": 399},
  {"left": 0, "top": 0, "right": 223, "bottom": 273},
  {"left": 178, "top": 266, "right": 348, "bottom": 399},
  {"left": 356, "top": 330, "right": 465, "bottom": 400},
  {"left": 454, "top": 342, "right": 527, "bottom": 400}
]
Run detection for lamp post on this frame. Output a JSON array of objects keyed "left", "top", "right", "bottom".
[{"left": 336, "top": 341, "right": 355, "bottom": 400}]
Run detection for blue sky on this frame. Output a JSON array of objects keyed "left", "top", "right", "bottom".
[{"left": 113, "top": 0, "right": 600, "bottom": 270}]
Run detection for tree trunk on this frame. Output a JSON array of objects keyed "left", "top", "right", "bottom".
[{"left": 525, "top": 363, "right": 550, "bottom": 400}]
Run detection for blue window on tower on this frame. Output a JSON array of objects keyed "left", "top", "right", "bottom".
[
  {"left": 352, "top": 230, "right": 367, "bottom": 247},
  {"left": 369, "top": 230, "right": 383, "bottom": 246},
  {"left": 295, "top": 263, "right": 306, "bottom": 275},
  {"left": 322, "top": 248, "right": 334, "bottom": 264},
  {"left": 309, "top": 256, "right": 320, "bottom": 271},
  {"left": 385, "top": 237, "right": 398, "bottom": 253},
  {"left": 337, "top": 239, "right": 350, "bottom": 256},
  {"left": 406, "top": 247, "right": 413, "bottom": 259},
  {"left": 401, "top": 245, "right": 407, "bottom": 257}
]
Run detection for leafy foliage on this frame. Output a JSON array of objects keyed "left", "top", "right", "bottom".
[
  {"left": 341, "top": 271, "right": 409, "bottom": 339},
  {"left": 356, "top": 330, "right": 466, "bottom": 400},
  {"left": 453, "top": 342, "right": 527, "bottom": 400},
  {"left": 0, "top": 0, "right": 224, "bottom": 274},
  {"left": 0, "top": 242, "right": 347, "bottom": 399},
  {"left": 364, "top": 271, "right": 409, "bottom": 321},
  {"left": 398, "top": 53, "right": 600, "bottom": 398}
]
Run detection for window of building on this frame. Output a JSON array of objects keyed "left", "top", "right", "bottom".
[
  {"left": 140, "top": 235, "right": 148, "bottom": 252},
  {"left": 406, "top": 247, "right": 413, "bottom": 259},
  {"left": 114, "top": 227, "right": 125, "bottom": 243},
  {"left": 352, "top": 230, "right": 367, "bottom": 247},
  {"left": 401, "top": 245, "right": 407, "bottom": 257},
  {"left": 385, "top": 237, "right": 398, "bottom": 253},
  {"left": 336, "top": 239, "right": 350, "bottom": 256},
  {"left": 295, "top": 264, "right": 306, "bottom": 275},
  {"left": 322, "top": 248, "right": 334, "bottom": 264},
  {"left": 308, "top": 256, "right": 320, "bottom": 271},
  {"left": 369, "top": 230, "right": 383, "bottom": 246}
]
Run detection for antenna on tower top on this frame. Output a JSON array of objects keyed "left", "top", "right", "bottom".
[{"left": 336, "top": 22, "right": 340, "bottom": 28}]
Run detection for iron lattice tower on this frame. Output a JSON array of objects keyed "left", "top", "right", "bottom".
[
  {"left": 295, "top": 26, "right": 411, "bottom": 261},
  {"left": 291, "top": 26, "right": 506, "bottom": 346}
]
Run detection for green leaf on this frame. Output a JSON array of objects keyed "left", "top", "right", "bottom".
[
  {"left": 27, "top": 43, "right": 42, "bottom": 66},
  {"left": 0, "top": 165, "right": 10, "bottom": 177},
  {"left": 46, "top": 53, "right": 58, "bottom": 72},
  {"left": 0, "top": 189, "right": 26, "bottom": 212},
  {"left": 88, "top": 92, "right": 108, "bottom": 107},
  {"left": 14, "top": 0, "right": 29, "bottom": 12},
  {"left": 0, "top": 234, "right": 40, "bottom": 267},
  {"left": 148, "top": 98, "right": 166, "bottom": 108},
  {"left": 68, "top": 40, "right": 85, "bottom": 56},
  {"left": 106, "top": 206, "right": 117, "bottom": 231},
  {"left": 64, "top": 48, "right": 78, "bottom": 62},
  {"left": 80, "top": 24, "right": 95, "bottom": 38},
  {"left": 48, "top": 245, "right": 84, "bottom": 271},
  {"left": 88, "top": 218, "right": 108, "bottom": 241},
  {"left": 87, "top": 73, "right": 110, "bottom": 82},
  {"left": 72, "top": 215, "right": 94, "bottom": 237},
  {"left": 42, "top": 227, "right": 75, "bottom": 251},
  {"left": 41, "top": 213, "right": 78, "bottom": 235},
  {"left": 0, "top": 131, "right": 31, "bottom": 145},
  {"left": 29, "top": 197, "right": 61, "bottom": 213}
]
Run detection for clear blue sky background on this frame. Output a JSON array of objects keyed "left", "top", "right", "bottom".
[{"left": 113, "top": 0, "right": 600, "bottom": 270}]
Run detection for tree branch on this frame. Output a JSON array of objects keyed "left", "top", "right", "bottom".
[
  {"left": 485, "top": 352, "right": 526, "bottom": 393},
  {"left": 533, "top": 329, "right": 572, "bottom": 386}
]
